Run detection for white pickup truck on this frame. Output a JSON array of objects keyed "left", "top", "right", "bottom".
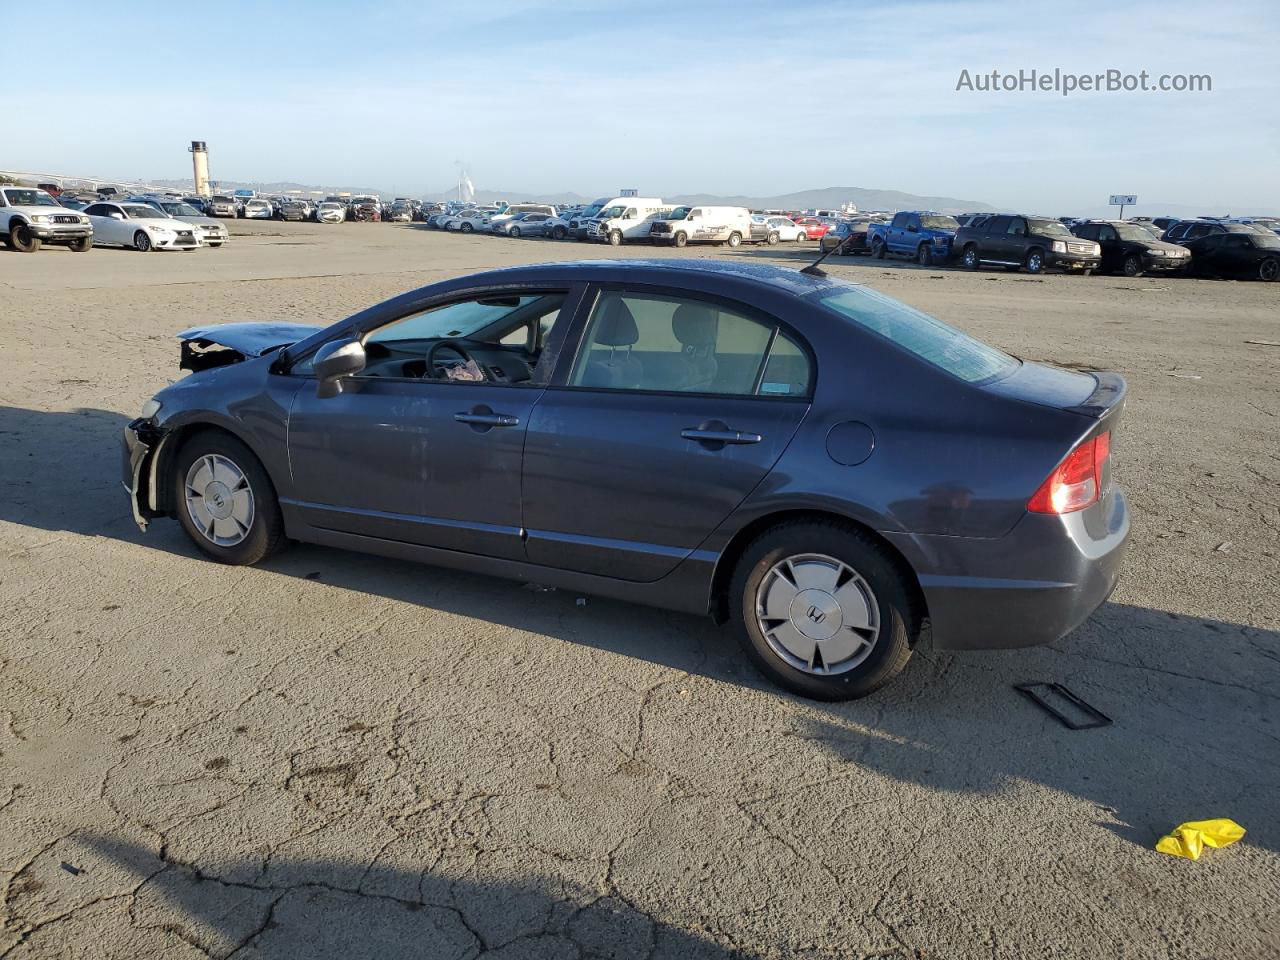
[{"left": 0, "top": 186, "right": 93, "bottom": 252}]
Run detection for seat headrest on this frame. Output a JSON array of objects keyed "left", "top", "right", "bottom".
[
  {"left": 593, "top": 297, "right": 639, "bottom": 347},
  {"left": 672, "top": 303, "right": 718, "bottom": 349}
]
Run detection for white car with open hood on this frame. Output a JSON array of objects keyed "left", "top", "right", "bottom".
[{"left": 85, "top": 201, "right": 203, "bottom": 251}]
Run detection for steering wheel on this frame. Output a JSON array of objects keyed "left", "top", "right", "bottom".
[{"left": 426, "top": 339, "right": 488, "bottom": 381}]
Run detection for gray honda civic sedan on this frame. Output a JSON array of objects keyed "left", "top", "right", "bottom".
[{"left": 123, "top": 260, "right": 1129, "bottom": 700}]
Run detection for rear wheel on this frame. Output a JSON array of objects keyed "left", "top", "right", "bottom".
[
  {"left": 1122, "top": 254, "right": 1143, "bottom": 277},
  {"left": 510, "top": 226, "right": 522, "bottom": 238},
  {"left": 962, "top": 244, "right": 980, "bottom": 270},
  {"left": 1259, "top": 258, "right": 1279, "bottom": 282},
  {"left": 68, "top": 236, "right": 92, "bottom": 253},
  {"left": 674, "top": 232, "right": 688, "bottom": 248},
  {"left": 172, "top": 431, "right": 285, "bottom": 566},
  {"left": 731, "top": 522, "right": 916, "bottom": 701},
  {"left": 134, "top": 231, "right": 152, "bottom": 252},
  {"left": 766, "top": 232, "right": 779, "bottom": 245},
  {"left": 7, "top": 223, "right": 41, "bottom": 253},
  {"left": 460, "top": 222, "right": 473, "bottom": 233}
]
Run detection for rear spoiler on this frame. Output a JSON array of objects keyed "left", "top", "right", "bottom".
[{"left": 1065, "top": 372, "right": 1126, "bottom": 419}]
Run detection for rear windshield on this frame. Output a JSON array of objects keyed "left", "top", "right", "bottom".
[{"left": 816, "top": 286, "right": 1017, "bottom": 384}]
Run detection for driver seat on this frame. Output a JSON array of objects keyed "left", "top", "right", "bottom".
[{"left": 581, "top": 298, "right": 643, "bottom": 389}]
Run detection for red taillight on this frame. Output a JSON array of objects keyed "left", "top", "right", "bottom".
[{"left": 1028, "top": 431, "right": 1111, "bottom": 515}]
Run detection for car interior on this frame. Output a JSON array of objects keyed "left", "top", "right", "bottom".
[{"left": 355, "top": 292, "right": 567, "bottom": 383}]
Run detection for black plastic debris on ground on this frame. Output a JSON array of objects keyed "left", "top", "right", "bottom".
[{"left": 1015, "top": 682, "right": 1112, "bottom": 730}]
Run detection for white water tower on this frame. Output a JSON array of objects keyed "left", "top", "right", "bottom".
[{"left": 189, "top": 140, "right": 211, "bottom": 197}]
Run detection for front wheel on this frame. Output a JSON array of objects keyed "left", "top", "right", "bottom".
[
  {"left": 172, "top": 432, "right": 285, "bottom": 566},
  {"left": 1024, "top": 249, "right": 1044, "bottom": 274},
  {"left": 916, "top": 243, "right": 931, "bottom": 266},
  {"left": 674, "top": 232, "right": 688, "bottom": 248},
  {"left": 766, "top": 232, "right": 779, "bottom": 245},
  {"left": 731, "top": 522, "right": 917, "bottom": 700},
  {"left": 68, "top": 236, "right": 92, "bottom": 253},
  {"left": 460, "top": 222, "right": 473, "bottom": 233},
  {"left": 608, "top": 229, "right": 623, "bottom": 246},
  {"left": 510, "top": 227, "right": 521, "bottom": 238},
  {"left": 551, "top": 226, "right": 567, "bottom": 241},
  {"left": 7, "top": 224, "right": 41, "bottom": 253},
  {"left": 134, "top": 231, "right": 153, "bottom": 252},
  {"left": 726, "top": 231, "right": 742, "bottom": 248},
  {"left": 871, "top": 238, "right": 886, "bottom": 259},
  {"left": 1122, "top": 254, "right": 1143, "bottom": 277},
  {"left": 1259, "top": 258, "right": 1279, "bottom": 282}
]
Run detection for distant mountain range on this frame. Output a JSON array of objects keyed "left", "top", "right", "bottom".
[{"left": 146, "top": 178, "right": 995, "bottom": 215}]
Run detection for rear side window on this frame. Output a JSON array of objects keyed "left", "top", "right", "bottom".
[
  {"left": 817, "top": 287, "right": 1016, "bottom": 384},
  {"left": 569, "top": 291, "right": 810, "bottom": 397}
]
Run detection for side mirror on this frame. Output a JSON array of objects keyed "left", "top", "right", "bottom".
[{"left": 313, "top": 338, "right": 366, "bottom": 398}]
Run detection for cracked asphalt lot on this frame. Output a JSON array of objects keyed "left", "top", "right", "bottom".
[{"left": 1, "top": 221, "right": 1277, "bottom": 958}]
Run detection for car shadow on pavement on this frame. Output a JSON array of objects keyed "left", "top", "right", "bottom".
[{"left": 29, "top": 834, "right": 754, "bottom": 960}]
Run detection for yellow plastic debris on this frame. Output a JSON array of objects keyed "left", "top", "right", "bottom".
[{"left": 1155, "top": 819, "right": 1246, "bottom": 861}]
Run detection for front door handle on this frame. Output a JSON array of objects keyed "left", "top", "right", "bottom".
[
  {"left": 455, "top": 412, "right": 520, "bottom": 427},
  {"left": 681, "top": 427, "right": 762, "bottom": 446}
]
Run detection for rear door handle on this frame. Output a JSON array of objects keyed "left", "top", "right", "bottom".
[
  {"left": 455, "top": 412, "right": 520, "bottom": 427},
  {"left": 681, "top": 428, "right": 762, "bottom": 445}
]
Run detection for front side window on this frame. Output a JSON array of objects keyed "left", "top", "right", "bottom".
[
  {"left": 366, "top": 293, "right": 563, "bottom": 349},
  {"left": 818, "top": 285, "right": 1016, "bottom": 384},
  {"left": 569, "top": 291, "right": 810, "bottom": 397}
]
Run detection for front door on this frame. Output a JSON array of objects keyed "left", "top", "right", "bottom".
[
  {"left": 522, "top": 286, "right": 813, "bottom": 582},
  {"left": 285, "top": 289, "right": 574, "bottom": 560}
]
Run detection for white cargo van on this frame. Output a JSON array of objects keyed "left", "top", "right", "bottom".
[
  {"left": 587, "top": 198, "right": 674, "bottom": 245},
  {"left": 648, "top": 206, "right": 754, "bottom": 247}
]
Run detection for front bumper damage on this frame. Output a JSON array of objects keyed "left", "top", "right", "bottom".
[{"left": 122, "top": 419, "right": 166, "bottom": 532}]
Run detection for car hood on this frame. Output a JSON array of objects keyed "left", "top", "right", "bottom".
[{"left": 177, "top": 322, "right": 324, "bottom": 357}]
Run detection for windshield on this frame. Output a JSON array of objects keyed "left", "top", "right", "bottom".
[
  {"left": 163, "top": 203, "right": 202, "bottom": 217},
  {"left": 664, "top": 207, "right": 692, "bottom": 220},
  {"left": 1113, "top": 224, "right": 1159, "bottom": 242},
  {"left": 1028, "top": 219, "right": 1073, "bottom": 238},
  {"left": 1253, "top": 233, "right": 1280, "bottom": 249},
  {"left": 818, "top": 286, "right": 1017, "bottom": 384},
  {"left": 123, "top": 205, "right": 161, "bottom": 219},
  {"left": 920, "top": 216, "right": 960, "bottom": 231},
  {"left": 320, "top": 203, "right": 343, "bottom": 210},
  {"left": 599, "top": 205, "right": 626, "bottom": 219},
  {"left": 4, "top": 189, "right": 59, "bottom": 207},
  {"left": 212, "top": 196, "right": 233, "bottom": 203}
]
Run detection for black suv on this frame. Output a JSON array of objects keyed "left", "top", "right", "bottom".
[
  {"left": 952, "top": 214, "right": 1101, "bottom": 274},
  {"left": 1070, "top": 221, "right": 1191, "bottom": 277}
]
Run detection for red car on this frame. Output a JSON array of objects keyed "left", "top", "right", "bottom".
[{"left": 795, "top": 217, "right": 832, "bottom": 240}]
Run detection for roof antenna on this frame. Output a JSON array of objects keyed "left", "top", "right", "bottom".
[{"left": 800, "top": 223, "right": 846, "bottom": 276}]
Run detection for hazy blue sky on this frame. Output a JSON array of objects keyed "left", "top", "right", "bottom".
[{"left": 8, "top": 0, "right": 1276, "bottom": 214}]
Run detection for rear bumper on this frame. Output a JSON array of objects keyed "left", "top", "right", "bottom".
[{"left": 883, "top": 489, "right": 1130, "bottom": 650}]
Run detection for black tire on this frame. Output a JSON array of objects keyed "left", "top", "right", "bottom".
[
  {"left": 674, "top": 232, "right": 688, "bottom": 248},
  {"left": 608, "top": 229, "right": 623, "bottom": 246},
  {"left": 871, "top": 238, "right": 886, "bottom": 259},
  {"left": 8, "top": 223, "right": 41, "bottom": 253},
  {"left": 1081, "top": 268, "right": 1093, "bottom": 277},
  {"left": 460, "top": 222, "right": 473, "bottom": 233},
  {"left": 726, "top": 231, "right": 742, "bottom": 248},
  {"left": 510, "top": 226, "right": 522, "bottom": 238},
  {"left": 916, "top": 243, "right": 931, "bottom": 266},
  {"left": 68, "top": 236, "right": 92, "bottom": 253},
  {"left": 210, "top": 242, "right": 223, "bottom": 248},
  {"left": 730, "top": 521, "right": 917, "bottom": 701},
  {"left": 1122, "top": 255, "right": 1143, "bottom": 277},
  {"left": 962, "top": 244, "right": 980, "bottom": 270},
  {"left": 134, "top": 231, "right": 152, "bottom": 253},
  {"left": 766, "top": 232, "right": 779, "bottom": 245},
  {"left": 1024, "top": 248, "right": 1045, "bottom": 274},
  {"left": 1259, "top": 258, "right": 1279, "bottom": 282},
  {"left": 552, "top": 226, "right": 567, "bottom": 241},
  {"left": 172, "top": 431, "right": 285, "bottom": 566}
]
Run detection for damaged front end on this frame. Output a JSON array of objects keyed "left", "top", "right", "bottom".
[
  {"left": 122, "top": 418, "right": 167, "bottom": 532},
  {"left": 178, "top": 322, "right": 323, "bottom": 373}
]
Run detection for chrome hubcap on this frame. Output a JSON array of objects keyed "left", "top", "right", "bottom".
[
  {"left": 755, "top": 553, "right": 879, "bottom": 675},
  {"left": 184, "top": 454, "right": 254, "bottom": 546}
]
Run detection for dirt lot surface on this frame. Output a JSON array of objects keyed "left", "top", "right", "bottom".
[{"left": 2, "top": 221, "right": 1277, "bottom": 959}]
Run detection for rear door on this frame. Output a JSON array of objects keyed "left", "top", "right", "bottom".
[
  {"left": 522, "top": 284, "right": 813, "bottom": 581},
  {"left": 980, "top": 215, "right": 1012, "bottom": 261}
]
